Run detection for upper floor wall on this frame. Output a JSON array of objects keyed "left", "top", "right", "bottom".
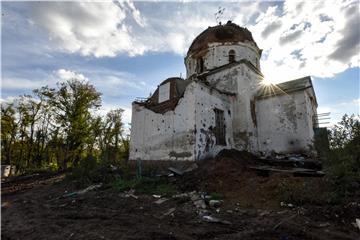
[{"left": 185, "top": 42, "right": 261, "bottom": 77}]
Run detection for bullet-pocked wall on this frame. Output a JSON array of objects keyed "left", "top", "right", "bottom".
[
  {"left": 129, "top": 83, "right": 197, "bottom": 161},
  {"left": 256, "top": 88, "right": 317, "bottom": 154},
  {"left": 193, "top": 82, "right": 234, "bottom": 160},
  {"left": 185, "top": 42, "right": 261, "bottom": 78}
]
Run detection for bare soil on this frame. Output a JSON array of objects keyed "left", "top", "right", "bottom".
[{"left": 2, "top": 153, "right": 360, "bottom": 240}]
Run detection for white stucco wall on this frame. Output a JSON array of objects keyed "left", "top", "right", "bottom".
[
  {"left": 256, "top": 90, "right": 316, "bottom": 154},
  {"left": 129, "top": 81, "right": 237, "bottom": 161},
  {"left": 205, "top": 64, "right": 263, "bottom": 152},
  {"left": 129, "top": 83, "right": 197, "bottom": 161},
  {"left": 185, "top": 42, "right": 261, "bottom": 77},
  {"left": 193, "top": 83, "right": 234, "bottom": 160}
]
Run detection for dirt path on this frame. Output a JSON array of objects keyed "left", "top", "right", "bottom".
[{"left": 2, "top": 172, "right": 359, "bottom": 240}]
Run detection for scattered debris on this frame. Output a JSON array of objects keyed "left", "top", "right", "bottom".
[
  {"left": 154, "top": 198, "right": 169, "bottom": 205},
  {"left": 184, "top": 163, "right": 198, "bottom": 173},
  {"left": 356, "top": 218, "right": 360, "bottom": 230},
  {"left": 202, "top": 215, "right": 231, "bottom": 225},
  {"left": 280, "top": 202, "right": 294, "bottom": 208},
  {"left": 125, "top": 189, "right": 138, "bottom": 199},
  {"left": 317, "top": 222, "right": 330, "bottom": 228},
  {"left": 63, "top": 183, "right": 102, "bottom": 198},
  {"left": 168, "top": 167, "right": 184, "bottom": 176},
  {"left": 1, "top": 201, "right": 10, "bottom": 208},
  {"left": 273, "top": 214, "right": 297, "bottom": 230},
  {"left": 163, "top": 207, "right": 176, "bottom": 216},
  {"left": 152, "top": 194, "right": 161, "bottom": 198},
  {"left": 209, "top": 200, "right": 222, "bottom": 208}
]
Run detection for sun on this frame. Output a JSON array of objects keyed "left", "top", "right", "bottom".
[{"left": 261, "top": 79, "right": 274, "bottom": 86}]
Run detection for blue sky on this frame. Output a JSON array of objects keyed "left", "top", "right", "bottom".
[{"left": 1, "top": 1, "right": 359, "bottom": 128}]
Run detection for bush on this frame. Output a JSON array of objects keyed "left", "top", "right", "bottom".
[
  {"left": 67, "top": 155, "right": 126, "bottom": 186},
  {"left": 324, "top": 114, "right": 360, "bottom": 197}
]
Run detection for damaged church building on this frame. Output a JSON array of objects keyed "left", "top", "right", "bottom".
[{"left": 129, "top": 21, "right": 318, "bottom": 161}]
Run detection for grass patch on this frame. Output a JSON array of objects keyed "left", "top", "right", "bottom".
[
  {"left": 113, "top": 177, "right": 177, "bottom": 196},
  {"left": 209, "top": 192, "right": 223, "bottom": 200},
  {"left": 277, "top": 178, "right": 339, "bottom": 205}
]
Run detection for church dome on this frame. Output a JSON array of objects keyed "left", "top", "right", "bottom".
[{"left": 187, "top": 21, "right": 258, "bottom": 55}]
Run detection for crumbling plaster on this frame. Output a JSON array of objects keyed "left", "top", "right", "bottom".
[
  {"left": 185, "top": 42, "right": 261, "bottom": 77},
  {"left": 256, "top": 89, "right": 317, "bottom": 154},
  {"left": 129, "top": 83, "right": 197, "bottom": 161},
  {"left": 193, "top": 83, "right": 233, "bottom": 160},
  {"left": 130, "top": 81, "right": 235, "bottom": 161}
]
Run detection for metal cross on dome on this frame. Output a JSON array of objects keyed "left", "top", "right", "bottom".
[{"left": 215, "top": 7, "right": 225, "bottom": 25}]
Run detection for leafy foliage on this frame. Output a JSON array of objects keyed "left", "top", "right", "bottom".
[
  {"left": 323, "top": 114, "right": 360, "bottom": 197},
  {"left": 1, "top": 79, "right": 130, "bottom": 174}
]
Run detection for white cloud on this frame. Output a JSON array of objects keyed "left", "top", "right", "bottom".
[
  {"left": 28, "top": 1, "right": 359, "bottom": 82},
  {"left": 252, "top": 0, "right": 360, "bottom": 82},
  {"left": 317, "top": 99, "right": 360, "bottom": 127},
  {"left": 1, "top": 77, "right": 48, "bottom": 90},
  {"left": 56, "top": 69, "right": 88, "bottom": 81},
  {"left": 31, "top": 1, "right": 146, "bottom": 57}
]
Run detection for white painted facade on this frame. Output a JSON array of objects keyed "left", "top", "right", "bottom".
[{"left": 129, "top": 22, "right": 318, "bottom": 161}]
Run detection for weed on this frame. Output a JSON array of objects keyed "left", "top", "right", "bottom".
[{"left": 113, "top": 177, "right": 177, "bottom": 196}]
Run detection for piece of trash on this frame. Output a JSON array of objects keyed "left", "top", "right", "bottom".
[
  {"left": 172, "top": 193, "right": 189, "bottom": 198},
  {"left": 168, "top": 167, "right": 184, "bottom": 176},
  {"left": 153, "top": 194, "right": 161, "bottom": 198},
  {"left": 280, "top": 202, "right": 294, "bottom": 208},
  {"left": 259, "top": 210, "right": 271, "bottom": 217},
  {"left": 168, "top": 173, "right": 174, "bottom": 177},
  {"left": 154, "top": 198, "right": 168, "bottom": 205},
  {"left": 193, "top": 199, "right": 206, "bottom": 209},
  {"left": 209, "top": 200, "right": 222, "bottom": 208},
  {"left": 184, "top": 163, "right": 198, "bottom": 173},
  {"left": 216, "top": 208, "right": 220, "bottom": 213},
  {"left": 1, "top": 202, "right": 10, "bottom": 208},
  {"left": 318, "top": 222, "right": 330, "bottom": 228},
  {"left": 202, "top": 215, "right": 231, "bottom": 225},
  {"left": 356, "top": 218, "right": 360, "bottom": 230},
  {"left": 76, "top": 183, "right": 102, "bottom": 195},
  {"left": 63, "top": 183, "right": 102, "bottom": 197},
  {"left": 125, "top": 193, "right": 138, "bottom": 199},
  {"left": 163, "top": 207, "right": 176, "bottom": 216}
]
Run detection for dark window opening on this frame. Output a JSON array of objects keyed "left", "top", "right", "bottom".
[
  {"left": 214, "top": 109, "right": 226, "bottom": 145},
  {"left": 197, "top": 58, "right": 204, "bottom": 73},
  {"left": 228, "top": 50, "right": 235, "bottom": 63}
]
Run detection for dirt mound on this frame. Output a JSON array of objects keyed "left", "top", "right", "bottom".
[{"left": 178, "top": 149, "right": 328, "bottom": 209}]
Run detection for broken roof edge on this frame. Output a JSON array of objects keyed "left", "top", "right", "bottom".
[{"left": 256, "top": 76, "right": 318, "bottom": 105}]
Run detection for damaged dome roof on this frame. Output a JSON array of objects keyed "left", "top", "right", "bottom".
[{"left": 187, "top": 21, "right": 258, "bottom": 55}]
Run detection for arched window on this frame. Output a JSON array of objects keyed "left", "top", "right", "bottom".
[
  {"left": 197, "top": 57, "right": 204, "bottom": 73},
  {"left": 228, "top": 50, "right": 235, "bottom": 63}
]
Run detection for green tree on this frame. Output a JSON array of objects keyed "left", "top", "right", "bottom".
[
  {"left": 40, "top": 79, "right": 102, "bottom": 169},
  {"left": 1, "top": 103, "right": 17, "bottom": 165},
  {"left": 325, "top": 114, "right": 360, "bottom": 197}
]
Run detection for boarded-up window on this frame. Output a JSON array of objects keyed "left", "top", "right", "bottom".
[
  {"left": 214, "top": 109, "right": 226, "bottom": 145},
  {"left": 229, "top": 50, "right": 235, "bottom": 63},
  {"left": 158, "top": 82, "right": 170, "bottom": 103},
  {"left": 197, "top": 58, "right": 204, "bottom": 73}
]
